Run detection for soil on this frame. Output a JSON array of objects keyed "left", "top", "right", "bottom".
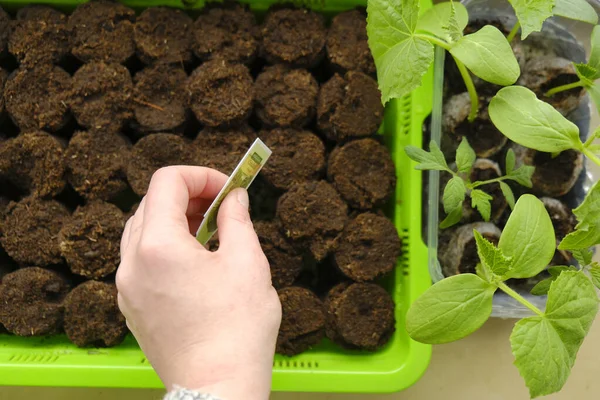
[
  {"left": 8, "top": 6, "right": 70, "bottom": 67},
  {"left": 65, "top": 130, "right": 131, "bottom": 200},
  {"left": 0, "top": 68, "right": 6, "bottom": 116},
  {"left": 540, "top": 197, "right": 576, "bottom": 241},
  {"left": 63, "top": 281, "right": 127, "bottom": 347},
  {"left": 193, "top": 2, "right": 257, "bottom": 64},
  {"left": 1, "top": 198, "right": 70, "bottom": 266},
  {"left": 325, "top": 282, "right": 394, "bottom": 350},
  {"left": 254, "top": 221, "right": 303, "bottom": 289},
  {"left": 317, "top": 71, "right": 383, "bottom": 142},
  {"left": 260, "top": 8, "right": 326, "bottom": 67},
  {"left": 68, "top": 0, "right": 136, "bottom": 64},
  {"left": 248, "top": 175, "right": 280, "bottom": 221},
  {"left": 133, "top": 64, "right": 188, "bottom": 134},
  {"left": 134, "top": 7, "right": 193, "bottom": 65},
  {"left": 127, "top": 133, "right": 196, "bottom": 196},
  {"left": 0, "top": 6, "right": 9, "bottom": 55},
  {"left": 187, "top": 60, "right": 254, "bottom": 128},
  {"left": 70, "top": 62, "right": 133, "bottom": 132},
  {"left": 327, "top": 138, "right": 396, "bottom": 210},
  {"left": 255, "top": 65, "right": 318, "bottom": 128},
  {"left": 194, "top": 125, "right": 256, "bottom": 174},
  {"left": 0, "top": 131, "right": 66, "bottom": 198},
  {"left": 334, "top": 213, "right": 401, "bottom": 282},
  {"left": 0, "top": 268, "right": 70, "bottom": 336},
  {"left": 462, "top": 159, "right": 507, "bottom": 223},
  {"left": 59, "top": 201, "right": 124, "bottom": 279},
  {"left": 276, "top": 286, "right": 325, "bottom": 356},
  {"left": 326, "top": 9, "right": 375, "bottom": 75},
  {"left": 259, "top": 128, "right": 325, "bottom": 190},
  {"left": 277, "top": 180, "right": 348, "bottom": 261},
  {"left": 4, "top": 65, "right": 71, "bottom": 132}
]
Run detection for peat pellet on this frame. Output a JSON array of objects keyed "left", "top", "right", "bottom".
[
  {"left": 68, "top": 0, "right": 136, "bottom": 64},
  {"left": 541, "top": 197, "right": 576, "bottom": 241},
  {"left": 1, "top": 198, "right": 70, "bottom": 266},
  {"left": 317, "top": 71, "right": 383, "bottom": 142},
  {"left": 133, "top": 64, "right": 187, "bottom": 134},
  {"left": 255, "top": 221, "right": 303, "bottom": 289},
  {"left": 0, "top": 6, "right": 9, "bottom": 55},
  {"left": 59, "top": 201, "right": 124, "bottom": 279},
  {"left": 276, "top": 286, "right": 325, "bottom": 356},
  {"left": 255, "top": 65, "right": 318, "bottom": 128},
  {"left": 64, "top": 281, "right": 127, "bottom": 347},
  {"left": 327, "top": 138, "right": 396, "bottom": 210},
  {"left": 0, "top": 68, "right": 6, "bottom": 115},
  {"left": 439, "top": 222, "right": 501, "bottom": 276},
  {"left": 0, "top": 267, "right": 70, "bottom": 336},
  {"left": 326, "top": 9, "right": 375, "bottom": 75},
  {"left": 65, "top": 131, "right": 131, "bottom": 200},
  {"left": 70, "top": 62, "right": 133, "bottom": 132},
  {"left": 259, "top": 128, "right": 325, "bottom": 190},
  {"left": 248, "top": 175, "right": 280, "bottom": 222},
  {"left": 326, "top": 282, "right": 395, "bottom": 350},
  {"left": 334, "top": 213, "right": 401, "bottom": 282},
  {"left": 4, "top": 65, "right": 71, "bottom": 132},
  {"left": 0, "top": 131, "right": 66, "bottom": 198},
  {"left": 134, "top": 7, "right": 193, "bottom": 65},
  {"left": 193, "top": 3, "right": 257, "bottom": 64},
  {"left": 194, "top": 125, "right": 256, "bottom": 174},
  {"left": 127, "top": 133, "right": 196, "bottom": 196},
  {"left": 277, "top": 180, "right": 348, "bottom": 261},
  {"left": 8, "top": 6, "right": 70, "bottom": 66}
]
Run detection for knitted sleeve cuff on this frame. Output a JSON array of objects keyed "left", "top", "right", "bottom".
[{"left": 163, "top": 387, "right": 222, "bottom": 400}]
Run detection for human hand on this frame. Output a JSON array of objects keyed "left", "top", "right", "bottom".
[{"left": 117, "top": 166, "right": 281, "bottom": 400}]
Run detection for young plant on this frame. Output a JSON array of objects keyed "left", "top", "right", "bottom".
[
  {"left": 366, "top": 0, "right": 520, "bottom": 121},
  {"left": 405, "top": 138, "right": 534, "bottom": 228},
  {"left": 406, "top": 194, "right": 599, "bottom": 398}
]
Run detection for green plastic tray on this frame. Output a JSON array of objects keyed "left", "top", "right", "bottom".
[{"left": 0, "top": 0, "right": 433, "bottom": 392}]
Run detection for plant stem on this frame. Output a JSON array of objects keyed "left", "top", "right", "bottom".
[
  {"left": 545, "top": 80, "right": 585, "bottom": 97},
  {"left": 507, "top": 21, "right": 520, "bottom": 43},
  {"left": 414, "top": 33, "right": 452, "bottom": 51},
  {"left": 583, "top": 147, "right": 600, "bottom": 167},
  {"left": 470, "top": 176, "right": 508, "bottom": 188},
  {"left": 453, "top": 57, "right": 479, "bottom": 122},
  {"left": 498, "top": 282, "right": 544, "bottom": 316}
]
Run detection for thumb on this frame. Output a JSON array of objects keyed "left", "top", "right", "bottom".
[{"left": 216, "top": 188, "right": 261, "bottom": 252}]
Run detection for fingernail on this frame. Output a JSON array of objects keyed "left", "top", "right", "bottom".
[{"left": 237, "top": 188, "right": 249, "bottom": 208}]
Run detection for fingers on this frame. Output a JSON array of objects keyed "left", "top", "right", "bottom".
[
  {"left": 120, "top": 197, "right": 146, "bottom": 257},
  {"left": 216, "top": 188, "right": 261, "bottom": 253}
]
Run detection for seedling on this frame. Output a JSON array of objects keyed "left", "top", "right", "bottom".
[{"left": 405, "top": 138, "right": 534, "bottom": 228}]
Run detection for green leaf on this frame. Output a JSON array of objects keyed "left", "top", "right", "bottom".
[
  {"left": 489, "top": 86, "right": 582, "bottom": 153},
  {"left": 443, "top": 176, "right": 467, "bottom": 214},
  {"left": 508, "top": 0, "right": 554, "bottom": 39},
  {"left": 512, "top": 271, "right": 598, "bottom": 398},
  {"left": 473, "top": 230, "right": 513, "bottom": 276},
  {"left": 416, "top": 1, "right": 468, "bottom": 42},
  {"left": 589, "top": 25, "right": 600, "bottom": 72},
  {"left": 590, "top": 263, "right": 600, "bottom": 289},
  {"left": 553, "top": 0, "right": 599, "bottom": 25},
  {"left": 574, "top": 63, "right": 599, "bottom": 83},
  {"left": 530, "top": 277, "right": 554, "bottom": 295},
  {"left": 499, "top": 194, "right": 556, "bottom": 279},
  {"left": 587, "top": 82, "right": 600, "bottom": 115},
  {"left": 559, "top": 229, "right": 600, "bottom": 250},
  {"left": 559, "top": 181, "right": 600, "bottom": 250},
  {"left": 506, "top": 164, "right": 535, "bottom": 188},
  {"left": 405, "top": 142, "right": 449, "bottom": 171},
  {"left": 406, "top": 274, "right": 496, "bottom": 344},
  {"left": 499, "top": 181, "right": 516, "bottom": 209},
  {"left": 455, "top": 138, "right": 476, "bottom": 173},
  {"left": 449, "top": 26, "right": 520, "bottom": 86},
  {"left": 471, "top": 189, "right": 493, "bottom": 221},
  {"left": 367, "top": 0, "right": 434, "bottom": 104},
  {"left": 440, "top": 203, "right": 463, "bottom": 229},
  {"left": 505, "top": 148, "right": 516, "bottom": 175},
  {"left": 572, "top": 248, "right": 593, "bottom": 267},
  {"left": 548, "top": 265, "right": 577, "bottom": 277},
  {"left": 476, "top": 262, "right": 492, "bottom": 282},
  {"left": 443, "top": 1, "right": 463, "bottom": 43}
]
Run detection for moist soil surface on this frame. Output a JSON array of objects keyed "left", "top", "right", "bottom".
[
  {"left": 0, "top": 267, "right": 70, "bottom": 336},
  {"left": 194, "top": 125, "right": 256, "bottom": 174},
  {"left": 68, "top": 0, "right": 136, "bottom": 63},
  {"left": 325, "top": 283, "right": 395, "bottom": 350},
  {"left": 1, "top": 198, "right": 70, "bottom": 266},
  {"left": 317, "top": 71, "right": 383, "bottom": 142},
  {"left": 193, "top": 2, "right": 257, "bottom": 64},
  {"left": 276, "top": 286, "right": 325, "bottom": 356},
  {"left": 65, "top": 130, "right": 131, "bottom": 200},
  {"left": 327, "top": 138, "right": 396, "bottom": 210},
  {"left": 334, "top": 213, "right": 401, "bottom": 282},
  {"left": 70, "top": 62, "right": 133, "bottom": 132},
  {"left": 259, "top": 128, "right": 325, "bottom": 190},
  {"left": 255, "top": 65, "right": 318, "bottom": 128},
  {"left": 134, "top": 7, "right": 193, "bottom": 65},
  {"left": 187, "top": 60, "right": 254, "bottom": 127},
  {"left": 0, "top": 131, "right": 66, "bottom": 198},
  {"left": 541, "top": 197, "right": 576, "bottom": 241},
  {"left": 0, "top": 68, "right": 6, "bottom": 115},
  {"left": 133, "top": 64, "right": 188, "bottom": 134},
  {"left": 532, "top": 149, "right": 582, "bottom": 196},
  {"left": 8, "top": 6, "right": 70, "bottom": 66},
  {"left": 63, "top": 281, "right": 127, "bottom": 347},
  {"left": 4, "top": 65, "right": 71, "bottom": 132},
  {"left": 59, "top": 201, "right": 124, "bottom": 279},
  {"left": 0, "top": 6, "right": 9, "bottom": 55},
  {"left": 326, "top": 9, "right": 375, "bottom": 75}
]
